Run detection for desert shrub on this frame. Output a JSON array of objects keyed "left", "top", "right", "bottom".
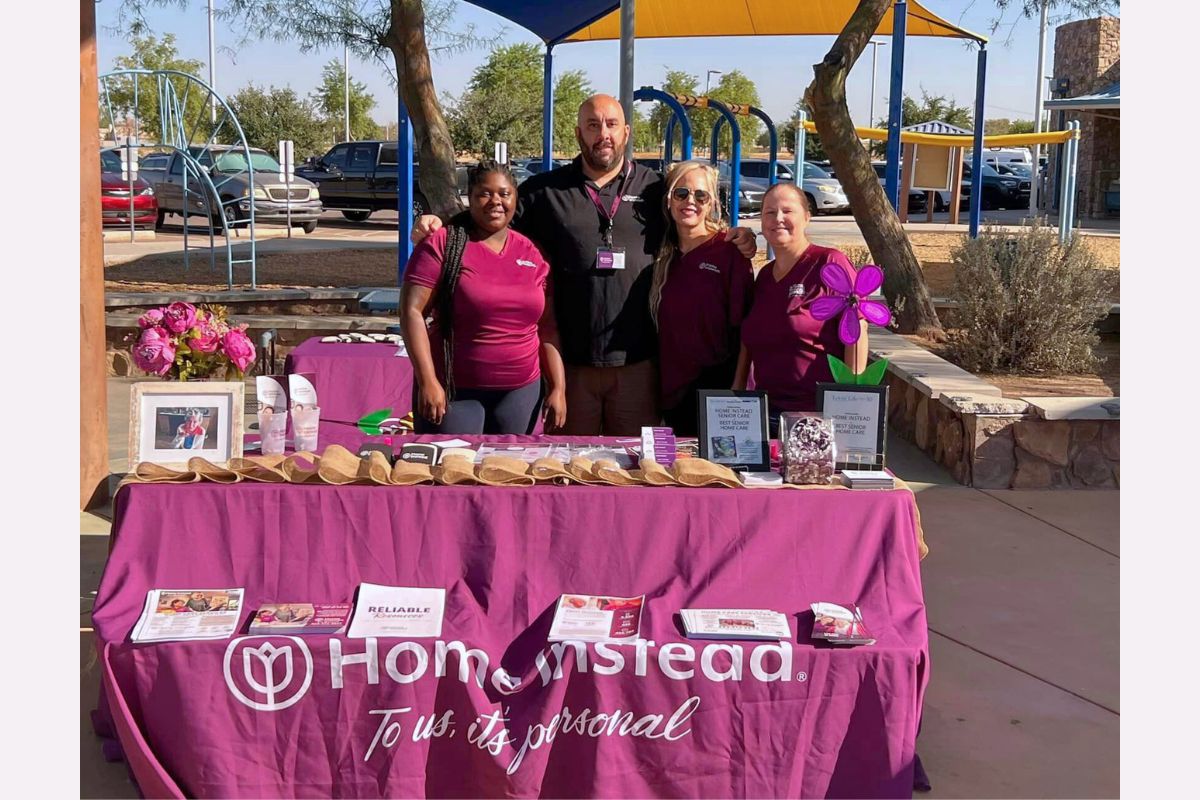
[
  {"left": 947, "top": 222, "right": 1113, "bottom": 374},
  {"left": 842, "top": 245, "right": 872, "bottom": 268}
]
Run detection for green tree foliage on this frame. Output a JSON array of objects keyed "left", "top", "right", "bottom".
[
  {"left": 984, "top": 118, "right": 1038, "bottom": 135},
  {"left": 102, "top": 34, "right": 214, "bottom": 143},
  {"left": 650, "top": 70, "right": 700, "bottom": 157},
  {"left": 704, "top": 70, "right": 763, "bottom": 160},
  {"left": 225, "top": 84, "right": 328, "bottom": 159},
  {"left": 778, "top": 99, "right": 827, "bottom": 160},
  {"left": 630, "top": 107, "right": 659, "bottom": 154},
  {"left": 312, "top": 60, "right": 380, "bottom": 144},
  {"left": 445, "top": 43, "right": 593, "bottom": 157}
]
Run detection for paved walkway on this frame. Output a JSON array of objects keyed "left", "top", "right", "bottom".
[{"left": 81, "top": 378, "right": 1118, "bottom": 798}]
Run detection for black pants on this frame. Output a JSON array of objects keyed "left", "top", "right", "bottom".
[
  {"left": 414, "top": 378, "right": 544, "bottom": 435},
  {"left": 660, "top": 359, "right": 738, "bottom": 438}
]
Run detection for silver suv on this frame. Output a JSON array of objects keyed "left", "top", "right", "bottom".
[{"left": 739, "top": 159, "right": 849, "bottom": 215}]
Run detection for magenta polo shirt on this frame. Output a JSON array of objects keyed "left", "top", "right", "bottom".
[
  {"left": 740, "top": 244, "right": 856, "bottom": 412},
  {"left": 656, "top": 231, "right": 755, "bottom": 409},
  {"left": 404, "top": 226, "right": 552, "bottom": 390}
]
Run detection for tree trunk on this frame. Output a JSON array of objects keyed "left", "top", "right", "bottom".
[
  {"left": 805, "top": 0, "right": 943, "bottom": 338},
  {"left": 384, "top": 1, "right": 462, "bottom": 218}
]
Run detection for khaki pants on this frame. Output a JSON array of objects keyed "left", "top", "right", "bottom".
[{"left": 562, "top": 360, "right": 660, "bottom": 436}]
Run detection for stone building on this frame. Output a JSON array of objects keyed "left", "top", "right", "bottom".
[{"left": 1045, "top": 16, "right": 1120, "bottom": 219}]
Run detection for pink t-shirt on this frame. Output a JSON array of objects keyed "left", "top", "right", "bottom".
[
  {"left": 740, "top": 244, "right": 855, "bottom": 412},
  {"left": 404, "top": 226, "right": 553, "bottom": 390},
  {"left": 656, "top": 231, "right": 755, "bottom": 409}
]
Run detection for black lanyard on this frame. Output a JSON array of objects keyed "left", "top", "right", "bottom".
[{"left": 584, "top": 162, "right": 631, "bottom": 247}]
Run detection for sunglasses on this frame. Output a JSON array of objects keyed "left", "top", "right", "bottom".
[{"left": 671, "top": 187, "right": 712, "bottom": 204}]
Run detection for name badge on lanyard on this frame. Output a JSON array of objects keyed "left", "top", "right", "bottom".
[{"left": 588, "top": 164, "right": 630, "bottom": 271}]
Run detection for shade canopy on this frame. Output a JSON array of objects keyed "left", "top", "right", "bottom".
[
  {"left": 1044, "top": 81, "right": 1120, "bottom": 110},
  {"left": 464, "top": 0, "right": 986, "bottom": 46}
]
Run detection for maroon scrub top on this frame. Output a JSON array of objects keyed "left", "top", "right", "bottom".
[
  {"left": 741, "top": 243, "right": 856, "bottom": 412},
  {"left": 656, "top": 231, "right": 755, "bottom": 409}
]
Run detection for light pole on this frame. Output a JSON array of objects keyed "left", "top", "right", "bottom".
[
  {"left": 867, "top": 39, "right": 888, "bottom": 128},
  {"left": 344, "top": 43, "right": 351, "bottom": 142},
  {"left": 1030, "top": 0, "right": 1049, "bottom": 213},
  {"left": 207, "top": 0, "right": 217, "bottom": 123},
  {"left": 705, "top": 70, "right": 722, "bottom": 96}
]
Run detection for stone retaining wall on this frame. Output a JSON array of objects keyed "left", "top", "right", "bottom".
[{"left": 873, "top": 329, "right": 1118, "bottom": 489}]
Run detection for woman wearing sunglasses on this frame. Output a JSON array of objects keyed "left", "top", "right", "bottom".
[{"left": 648, "top": 161, "right": 754, "bottom": 436}]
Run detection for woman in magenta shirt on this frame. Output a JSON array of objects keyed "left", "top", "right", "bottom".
[
  {"left": 735, "top": 182, "right": 869, "bottom": 429},
  {"left": 400, "top": 161, "right": 567, "bottom": 434},
  {"left": 649, "top": 161, "right": 754, "bottom": 435}
]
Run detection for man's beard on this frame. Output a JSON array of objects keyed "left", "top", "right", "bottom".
[{"left": 578, "top": 134, "right": 624, "bottom": 172}]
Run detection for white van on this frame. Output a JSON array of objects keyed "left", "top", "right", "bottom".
[{"left": 971, "top": 147, "right": 1033, "bottom": 167}]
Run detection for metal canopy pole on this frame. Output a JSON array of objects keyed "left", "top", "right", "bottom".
[
  {"left": 397, "top": 99, "right": 414, "bottom": 282},
  {"left": 542, "top": 45, "right": 554, "bottom": 171},
  {"left": 969, "top": 44, "right": 987, "bottom": 238},
  {"left": 1029, "top": 0, "right": 1049, "bottom": 214},
  {"left": 794, "top": 110, "right": 806, "bottom": 186},
  {"left": 619, "top": 0, "right": 635, "bottom": 160},
  {"left": 884, "top": 0, "right": 908, "bottom": 211}
]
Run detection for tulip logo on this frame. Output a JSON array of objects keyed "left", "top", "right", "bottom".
[{"left": 224, "top": 636, "right": 313, "bottom": 711}]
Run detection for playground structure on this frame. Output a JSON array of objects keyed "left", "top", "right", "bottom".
[{"left": 99, "top": 69, "right": 262, "bottom": 288}]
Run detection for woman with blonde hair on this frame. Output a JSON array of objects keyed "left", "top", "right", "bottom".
[{"left": 648, "top": 160, "right": 754, "bottom": 435}]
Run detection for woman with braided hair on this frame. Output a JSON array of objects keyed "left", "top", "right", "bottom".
[{"left": 400, "top": 160, "right": 567, "bottom": 434}]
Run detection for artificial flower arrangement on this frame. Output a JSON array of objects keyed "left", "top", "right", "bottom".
[{"left": 129, "top": 301, "right": 256, "bottom": 380}]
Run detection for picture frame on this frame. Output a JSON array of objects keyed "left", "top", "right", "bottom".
[
  {"left": 129, "top": 382, "right": 245, "bottom": 468},
  {"left": 697, "top": 390, "right": 770, "bottom": 472},
  {"left": 815, "top": 383, "right": 888, "bottom": 470}
]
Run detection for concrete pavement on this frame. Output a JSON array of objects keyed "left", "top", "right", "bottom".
[{"left": 80, "top": 377, "right": 1118, "bottom": 797}]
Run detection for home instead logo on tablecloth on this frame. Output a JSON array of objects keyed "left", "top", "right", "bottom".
[{"left": 223, "top": 636, "right": 314, "bottom": 711}]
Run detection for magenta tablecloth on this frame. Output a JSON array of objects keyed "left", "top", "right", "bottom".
[
  {"left": 92, "top": 448, "right": 928, "bottom": 798},
  {"left": 285, "top": 338, "right": 414, "bottom": 425}
]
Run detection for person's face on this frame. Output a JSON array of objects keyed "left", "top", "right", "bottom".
[
  {"left": 576, "top": 99, "right": 629, "bottom": 172},
  {"left": 468, "top": 171, "right": 516, "bottom": 235},
  {"left": 669, "top": 169, "right": 714, "bottom": 232},
  {"left": 171, "top": 600, "right": 185, "bottom": 609},
  {"left": 761, "top": 187, "right": 810, "bottom": 248}
]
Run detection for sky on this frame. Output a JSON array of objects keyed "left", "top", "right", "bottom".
[{"left": 95, "top": 1, "right": 1120, "bottom": 133}]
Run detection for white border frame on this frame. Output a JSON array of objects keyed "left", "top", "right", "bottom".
[{"left": 129, "top": 382, "right": 245, "bottom": 467}]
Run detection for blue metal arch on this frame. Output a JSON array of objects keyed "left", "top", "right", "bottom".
[
  {"left": 634, "top": 87, "right": 693, "bottom": 164},
  {"left": 703, "top": 99, "right": 741, "bottom": 220},
  {"left": 99, "top": 68, "right": 260, "bottom": 288},
  {"left": 712, "top": 104, "right": 778, "bottom": 185}
]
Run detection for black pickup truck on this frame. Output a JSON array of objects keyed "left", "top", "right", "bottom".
[{"left": 298, "top": 140, "right": 469, "bottom": 221}]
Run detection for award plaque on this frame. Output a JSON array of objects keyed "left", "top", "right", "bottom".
[{"left": 697, "top": 390, "right": 770, "bottom": 472}]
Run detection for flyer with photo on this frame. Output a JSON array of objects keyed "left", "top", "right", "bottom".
[
  {"left": 288, "top": 373, "right": 318, "bottom": 410},
  {"left": 249, "top": 603, "right": 352, "bottom": 635},
  {"left": 681, "top": 608, "right": 792, "bottom": 641},
  {"left": 548, "top": 594, "right": 645, "bottom": 643},
  {"left": 347, "top": 584, "right": 446, "bottom": 639},
  {"left": 130, "top": 588, "right": 245, "bottom": 643},
  {"left": 810, "top": 602, "right": 876, "bottom": 645}
]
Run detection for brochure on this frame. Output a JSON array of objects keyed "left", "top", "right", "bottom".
[
  {"left": 256, "top": 375, "right": 289, "bottom": 414},
  {"left": 548, "top": 594, "right": 645, "bottom": 643},
  {"left": 839, "top": 469, "right": 896, "bottom": 489},
  {"left": 681, "top": 608, "right": 792, "bottom": 641},
  {"left": 288, "top": 373, "right": 318, "bottom": 411},
  {"left": 810, "top": 602, "right": 876, "bottom": 645},
  {"left": 347, "top": 583, "right": 446, "bottom": 639},
  {"left": 641, "top": 427, "right": 677, "bottom": 466},
  {"left": 249, "top": 603, "right": 352, "bottom": 635},
  {"left": 473, "top": 444, "right": 554, "bottom": 464},
  {"left": 130, "top": 588, "right": 245, "bottom": 643}
]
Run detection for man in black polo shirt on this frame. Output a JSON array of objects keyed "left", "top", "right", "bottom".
[{"left": 413, "top": 94, "right": 757, "bottom": 435}]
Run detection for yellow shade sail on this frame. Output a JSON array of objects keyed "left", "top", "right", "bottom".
[
  {"left": 800, "top": 120, "right": 1075, "bottom": 146},
  {"left": 564, "top": 0, "right": 985, "bottom": 44}
]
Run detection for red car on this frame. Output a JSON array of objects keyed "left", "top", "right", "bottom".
[{"left": 100, "top": 149, "right": 158, "bottom": 228}]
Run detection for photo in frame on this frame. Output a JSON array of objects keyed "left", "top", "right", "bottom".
[
  {"left": 129, "top": 382, "right": 245, "bottom": 468},
  {"left": 815, "top": 383, "right": 888, "bottom": 470},
  {"left": 696, "top": 390, "right": 770, "bottom": 471}
]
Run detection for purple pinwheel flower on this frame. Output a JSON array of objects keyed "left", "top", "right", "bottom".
[{"left": 809, "top": 262, "right": 892, "bottom": 344}]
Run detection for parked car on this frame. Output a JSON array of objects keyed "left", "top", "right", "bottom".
[
  {"left": 516, "top": 157, "right": 572, "bottom": 174},
  {"left": 99, "top": 148, "right": 158, "bottom": 229},
  {"left": 942, "top": 162, "right": 1030, "bottom": 210},
  {"left": 138, "top": 146, "right": 323, "bottom": 232},
  {"left": 633, "top": 157, "right": 665, "bottom": 173},
  {"left": 299, "top": 141, "right": 482, "bottom": 220},
  {"left": 713, "top": 162, "right": 769, "bottom": 217},
  {"left": 736, "top": 159, "right": 851, "bottom": 215}
]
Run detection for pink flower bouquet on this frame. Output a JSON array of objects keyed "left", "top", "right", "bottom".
[{"left": 128, "top": 302, "right": 256, "bottom": 380}]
